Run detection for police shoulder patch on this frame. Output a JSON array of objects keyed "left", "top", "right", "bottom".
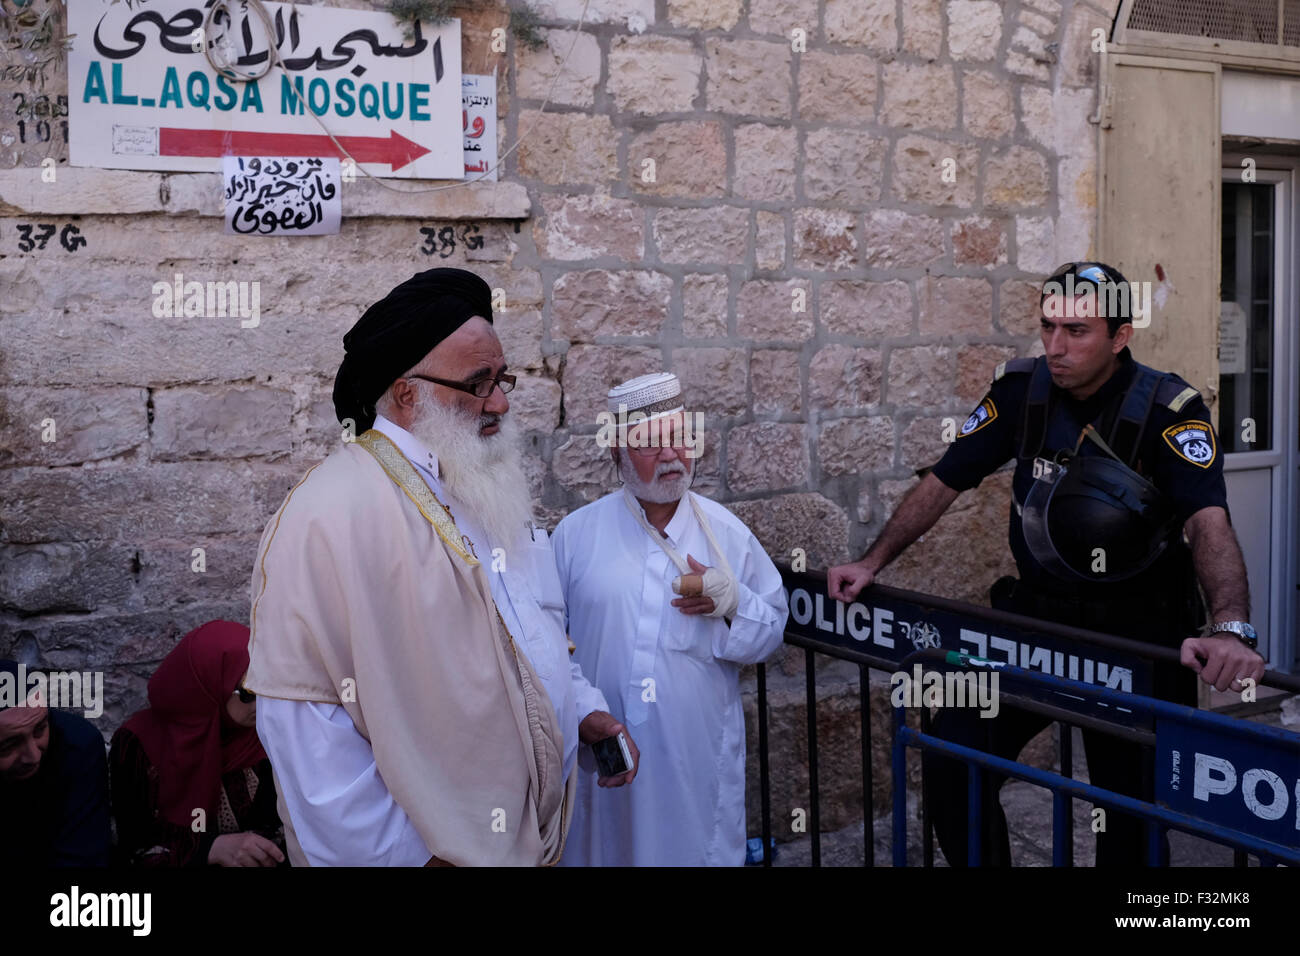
[
  {"left": 1162, "top": 420, "right": 1217, "bottom": 468},
  {"left": 959, "top": 397, "right": 998, "bottom": 437}
]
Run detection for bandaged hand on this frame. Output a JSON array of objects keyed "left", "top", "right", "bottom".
[{"left": 671, "top": 554, "right": 739, "bottom": 619}]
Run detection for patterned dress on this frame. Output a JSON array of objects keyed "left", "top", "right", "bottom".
[{"left": 109, "top": 728, "right": 286, "bottom": 867}]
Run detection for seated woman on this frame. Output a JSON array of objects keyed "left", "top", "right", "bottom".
[{"left": 110, "top": 621, "right": 287, "bottom": 867}]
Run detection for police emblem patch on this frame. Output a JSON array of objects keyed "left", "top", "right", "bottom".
[
  {"left": 1162, "top": 420, "right": 1216, "bottom": 468},
  {"left": 959, "top": 397, "right": 997, "bottom": 437}
]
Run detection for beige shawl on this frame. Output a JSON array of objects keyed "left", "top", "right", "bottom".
[{"left": 245, "top": 430, "right": 571, "bottom": 866}]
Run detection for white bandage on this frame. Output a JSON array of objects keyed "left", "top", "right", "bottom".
[{"left": 700, "top": 566, "right": 738, "bottom": 619}]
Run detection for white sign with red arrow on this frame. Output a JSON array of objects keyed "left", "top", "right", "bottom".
[{"left": 68, "top": 0, "right": 462, "bottom": 179}]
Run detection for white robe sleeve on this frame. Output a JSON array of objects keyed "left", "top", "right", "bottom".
[
  {"left": 257, "top": 697, "right": 431, "bottom": 867},
  {"left": 711, "top": 531, "right": 789, "bottom": 666},
  {"left": 569, "top": 655, "right": 609, "bottom": 725},
  {"left": 554, "top": 521, "right": 610, "bottom": 725}
]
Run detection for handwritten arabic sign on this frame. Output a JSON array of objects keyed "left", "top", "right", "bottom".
[
  {"left": 223, "top": 156, "right": 341, "bottom": 236},
  {"left": 69, "top": 0, "right": 462, "bottom": 179},
  {"left": 462, "top": 73, "right": 497, "bottom": 181}
]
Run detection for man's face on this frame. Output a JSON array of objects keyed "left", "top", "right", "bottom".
[
  {"left": 618, "top": 413, "right": 695, "bottom": 503},
  {"left": 1039, "top": 292, "right": 1129, "bottom": 393},
  {"left": 392, "top": 317, "right": 510, "bottom": 437},
  {"left": 0, "top": 703, "right": 50, "bottom": 783}
]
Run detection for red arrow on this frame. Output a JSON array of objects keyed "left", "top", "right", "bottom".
[{"left": 159, "top": 127, "right": 431, "bottom": 171}]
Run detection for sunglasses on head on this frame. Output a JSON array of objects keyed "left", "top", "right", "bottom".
[{"left": 1048, "top": 262, "right": 1120, "bottom": 289}]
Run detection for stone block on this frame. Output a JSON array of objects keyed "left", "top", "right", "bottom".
[
  {"left": 552, "top": 270, "right": 672, "bottom": 340},
  {"left": 824, "top": 0, "right": 898, "bottom": 51},
  {"left": 963, "top": 70, "right": 1016, "bottom": 139},
  {"left": 998, "top": 279, "right": 1044, "bottom": 336},
  {"left": 737, "top": 280, "right": 815, "bottom": 342},
  {"left": 951, "top": 216, "right": 1008, "bottom": 267},
  {"left": 819, "top": 416, "right": 895, "bottom": 476},
  {"left": 750, "top": 350, "right": 802, "bottom": 415},
  {"left": 919, "top": 276, "right": 994, "bottom": 336},
  {"left": 793, "top": 209, "right": 858, "bottom": 271},
  {"left": 533, "top": 193, "right": 644, "bottom": 261},
  {"left": 888, "top": 345, "right": 957, "bottom": 406},
  {"left": 881, "top": 62, "right": 958, "bottom": 130},
  {"left": 630, "top": 122, "right": 727, "bottom": 199},
  {"left": 947, "top": 0, "right": 1003, "bottom": 61},
  {"left": 670, "top": 347, "right": 748, "bottom": 419},
  {"left": 653, "top": 205, "right": 749, "bottom": 266},
  {"left": 152, "top": 385, "right": 295, "bottom": 460},
  {"left": 509, "top": 372, "right": 563, "bottom": 432},
  {"left": 802, "top": 130, "right": 886, "bottom": 205},
  {"left": 559, "top": 345, "right": 662, "bottom": 426},
  {"left": 512, "top": 29, "right": 603, "bottom": 106},
  {"left": 0, "top": 387, "right": 148, "bottom": 466},
  {"left": 727, "top": 423, "right": 808, "bottom": 494},
  {"left": 669, "top": 0, "right": 742, "bottom": 29},
  {"left": 728, "top": 492, "right": 851, "bottom": 569},
  {"left": 861, "top": 209, "right": 945, "bottom": 268},
  {"left": 820, "top": 280, "right": 913, "bottom": 339},
  {"left": 808, "top": 346, "right": 881, "bottom": 409},
  {"left": 608, "top": 35, "right": 703, "bottom": 114},
  {"left": 891, "top": 135, "right": 978, "bottom": 207},
  {"left": 797, "top": 52, "right": 878, "bottom": 123},
  {"left": 984, "top": 146, "right": 1051, "bottom": 210},
  {"left": 682, "top": 275, "right": 730, "bottom": 338},
  {"left": 734, "top": 124, "right": 798, "bottom": 202},
  {"left": 705, "top": 38, "right": 793, "bottom": 119},
  {"left": 517, "top": 112, "right": 619, "bottom": 185},
  {"left": 755, "top": 211, "right": 787, "bottom": 271}
]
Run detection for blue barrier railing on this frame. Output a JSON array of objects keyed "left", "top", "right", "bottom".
[
  {"left": 755, "top": 568, "right": 1300, "bottom": 867},
  {"left": 891, "top": 649, "right": 1300, "bottom": 867}
]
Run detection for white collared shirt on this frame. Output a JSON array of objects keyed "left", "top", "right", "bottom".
[{"left": 257, "top": 415, "right": 607, "bottom": 866}]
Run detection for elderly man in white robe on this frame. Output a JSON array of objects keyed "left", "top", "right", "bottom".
[
  {"left": 554, "top": 373, "right": 788, "bottom": 866},
  {"left": 246, "top": 268, "right": 635, "bottom": 867}
]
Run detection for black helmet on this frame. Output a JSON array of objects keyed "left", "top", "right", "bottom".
[{"left": 1021, "top": 453, "right": 1176, "bottom": 582}]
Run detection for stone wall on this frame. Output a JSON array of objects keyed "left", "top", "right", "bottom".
[{"left": 0, "top": 0, "right": 1120, "bottom": 835}]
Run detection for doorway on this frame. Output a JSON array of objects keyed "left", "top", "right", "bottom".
[{"left": 1219, "top": 158, "right": 1299, "bottom": 672}]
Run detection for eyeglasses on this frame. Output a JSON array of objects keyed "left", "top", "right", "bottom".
[
  {"left": 404, "top": 372, "right": 516, "bottom": 399},
  {"left": 627, "top": 438, "right": 691, "bottom": 458},
  {"left": 234, "top": 685, "right": 256, "bottom": 704}
]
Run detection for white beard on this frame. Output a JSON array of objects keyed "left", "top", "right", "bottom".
[
  {"left": 405, "top": 395, "right": 535, "bottom": 555},
  {"left": 619, "top": 453, "right": 693, "bottom": 504}
]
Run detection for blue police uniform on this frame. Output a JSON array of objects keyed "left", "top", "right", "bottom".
[{"left": 922, "top": 347, "right": 1230, "bottom": 866}]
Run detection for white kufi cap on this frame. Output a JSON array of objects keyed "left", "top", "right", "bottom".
[{"left": 606, "top": 372, "right": 684, "bottom": 422}]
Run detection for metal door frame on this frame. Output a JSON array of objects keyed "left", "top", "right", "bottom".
[{"left": 1219, "top": 157, "right": 1299, "bottom": 671}]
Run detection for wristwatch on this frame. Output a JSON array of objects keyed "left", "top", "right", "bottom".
[{"left": 1208, "top": 621, "right": 1258, "bottom": 649}]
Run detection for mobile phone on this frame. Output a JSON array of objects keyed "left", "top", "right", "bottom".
[{"left": 592, "top": 732, "right": 633, "bottom": 777}]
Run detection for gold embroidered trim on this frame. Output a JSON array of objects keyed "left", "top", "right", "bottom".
[{"left": 357, "top": 430, "right": 479, "bottom": 567}]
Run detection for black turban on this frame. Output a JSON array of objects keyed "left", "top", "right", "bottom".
[{"left": 332, "top": 268, "right": 494, "bottom": 432}]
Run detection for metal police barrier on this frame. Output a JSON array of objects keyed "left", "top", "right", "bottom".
[
  {"left": 755, "top": 567, "right": 1300, "bottom": 866},
  {"left": 890, "top": 650, "right": 1300, "bottom": 866}
]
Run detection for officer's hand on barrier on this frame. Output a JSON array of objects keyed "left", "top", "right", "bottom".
[
  {"left": 1180, "top": 636, "right": 1267, "bottom": 694},
  {"left": 828, "top": 561, "right": 876, "bottom": 603}
]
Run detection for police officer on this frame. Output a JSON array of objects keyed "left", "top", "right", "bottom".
[{"left": 827, "top": 261, "right": 1266, "bottom": 867}]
